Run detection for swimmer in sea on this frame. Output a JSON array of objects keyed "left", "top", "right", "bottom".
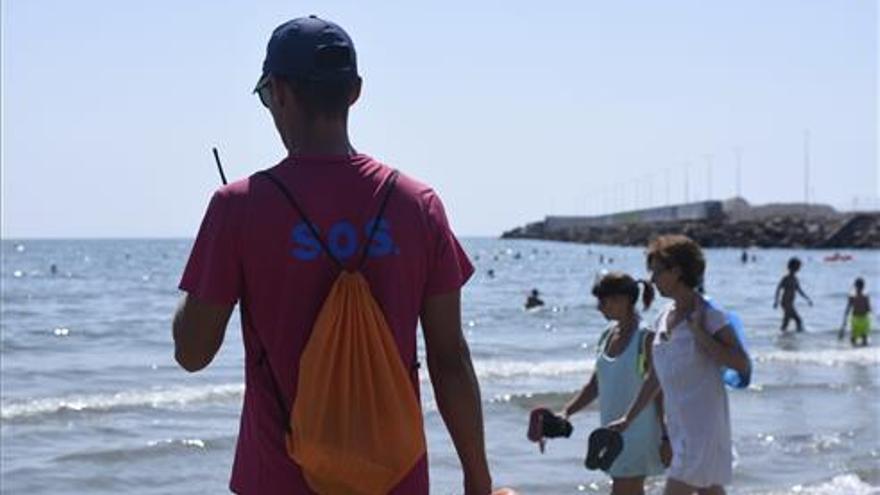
[{"left": 525, "top": 289, "right": 545, "bottom": 309}]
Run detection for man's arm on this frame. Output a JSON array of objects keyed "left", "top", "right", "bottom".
[
  {"left": 421, "top": 290, "right": 492, "bottom": 495},
  {"left": 172, "top": 293, "right": 234, "bottom": 372}
]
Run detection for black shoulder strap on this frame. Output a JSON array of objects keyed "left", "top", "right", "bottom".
[
  {"left": 251, "top": 168, "right": 403, "bottom": 432},
  {"left": 356, "top": 170, "right": 399, "bottom": 270},
  {"left": 258, "top": 169, "right": 399, "bottom": 272},
  {"left": 257, "top": 171, "right": 344, "bottom": 271},
  {"left": 240, "top": 299, "right": 291, "bottom": 432}
]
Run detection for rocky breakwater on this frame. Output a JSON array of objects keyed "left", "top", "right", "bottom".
[{"left": 502, "top": 200, "right": 880, "bottom": 248}]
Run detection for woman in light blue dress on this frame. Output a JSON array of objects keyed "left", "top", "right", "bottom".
[{"left": 561, "top": 272, "right": 669, "bottom": 495}]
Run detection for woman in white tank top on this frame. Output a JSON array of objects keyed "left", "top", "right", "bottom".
[{"left": 607, "top": 236, "right": 749, "bottom": 495}]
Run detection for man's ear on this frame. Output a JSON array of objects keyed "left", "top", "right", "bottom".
[{"left": 348, "top": 77, "right": 362, "bottom": 106}]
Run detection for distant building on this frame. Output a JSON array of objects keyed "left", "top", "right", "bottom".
[{"left": 544, "top": 200, "right": 724, "bottom": 234}]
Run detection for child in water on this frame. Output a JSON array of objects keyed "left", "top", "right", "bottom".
[
  {"left": 773, "top": 257, "right": 813, "bottom": 332},
  {"left": 560, "top": 272, "right": 669, "bottom": 495},
  {"left": 609, "top": 235, "right": 749, "bottom": 495},
  {"left": 840, "top": 277, "right": 872, "bottom": 346}
]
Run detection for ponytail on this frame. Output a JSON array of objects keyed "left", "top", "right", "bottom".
[
  {"left": 593, "top": 272, "right": 654, "bottom": 312},
  {"left": 637, "top": 279, "right": 655, "bottom": 310}
]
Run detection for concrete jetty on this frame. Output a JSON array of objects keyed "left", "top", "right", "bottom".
[{"left": 502, "top": 198, "right": 879, "bottom": 248}]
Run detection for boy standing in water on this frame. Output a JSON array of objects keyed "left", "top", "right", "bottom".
[
  {"left": 773, "top": 257, "right": 813, "bottom": 332},
  {"left": 840, "top": 278, "right": 872, "bottom": 346}
]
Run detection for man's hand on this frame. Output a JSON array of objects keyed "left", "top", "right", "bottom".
[{"left": 464, "top": 472, "right": 493, "bottom": 495}]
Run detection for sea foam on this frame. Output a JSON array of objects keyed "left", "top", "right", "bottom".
[
  {"left": 755, "top": 347, "right": 880, "bottom": 367},
  {"left": 759, "top": 474, "right": 879, "bottom": 495},
  {"left": 1, "top": 383, "right": 243, "bottom": 421}
]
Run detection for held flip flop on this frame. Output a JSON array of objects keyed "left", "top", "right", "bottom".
[
  {"left": 527, "top": 408, "right": 573, "bottom": 442},
  {"left": 585, "top": 427, "right": 624, "bottom": 471},
  {"left": 527, "top": 408, "right": 545, "bottom": 443},
  {"left": 527, "top": 407, "right": 573, "bottom": 452}
]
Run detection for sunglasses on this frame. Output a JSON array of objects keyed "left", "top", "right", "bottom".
[
  {"left": 254, "top": 75, "right": 272, "bottom": 108},
  {"left": 648, "top": 263, "right": 674, "bottom": 278}
]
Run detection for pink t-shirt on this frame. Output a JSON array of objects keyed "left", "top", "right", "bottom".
[{"left": 179, "top": 154, "right": 473, "bottom": 494}]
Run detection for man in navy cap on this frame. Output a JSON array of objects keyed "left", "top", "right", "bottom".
[{"left": 172, "top": 16, "right": 492, "bottom": 494}]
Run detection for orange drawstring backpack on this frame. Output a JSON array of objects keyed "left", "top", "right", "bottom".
[{"left": 258, "top": 170, "right": 425, "bottom": 495}]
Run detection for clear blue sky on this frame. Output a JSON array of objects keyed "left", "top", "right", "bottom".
[{"left": 2, "top": 0, "right": 876, "bottom": 238}]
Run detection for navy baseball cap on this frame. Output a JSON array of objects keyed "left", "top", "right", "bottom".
[{"left": 255, "top": 15, "right": 358, "bottom": 90}]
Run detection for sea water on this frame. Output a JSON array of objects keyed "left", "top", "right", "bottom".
[{"left": 1, "top": 239, "right": 878, "bottom": 494}]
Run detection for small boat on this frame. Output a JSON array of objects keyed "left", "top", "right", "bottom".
[{"left": 823, "top": 252, "right": 853, "bottom": 262}]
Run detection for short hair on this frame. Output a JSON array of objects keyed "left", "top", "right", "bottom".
[
  {"left": 284, "top": 76, "right": 360, "bottom": 119},
  {"left": 855, "top": 277, "right": 865, "bottom": 290},
  {"left": 646, "top": 235, "right": 705, "bottom": 289},
  {"left": 592, "top": 271, "right": 654, "bottom": 310},
  {"left": 787, "top": 257, "right": 802, "bottom": 271}
]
